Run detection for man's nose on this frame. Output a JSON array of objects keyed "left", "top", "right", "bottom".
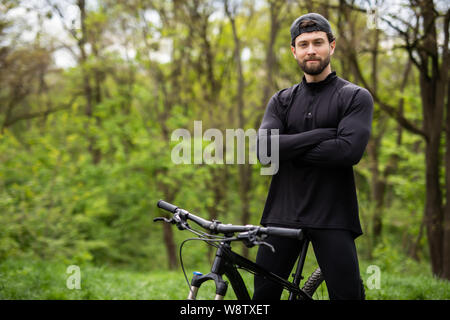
[{"left": 306, "top": 43, "right": 316, "bottom": 55}]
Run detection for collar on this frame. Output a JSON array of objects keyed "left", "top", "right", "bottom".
[{"left": 301, "top": 71, "right": 337, "bottom": 90}]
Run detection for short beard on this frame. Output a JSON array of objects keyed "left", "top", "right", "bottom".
[{"left": 298, "top": 53, "right": 331, "bottom": 76}]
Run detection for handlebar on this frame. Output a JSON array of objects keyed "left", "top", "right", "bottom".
[
  {"left": 157, "top": 200, "right": 179, "bottom": 213},
  {"left": 156, "top": 199, "right": 303, "bottom": 240}
]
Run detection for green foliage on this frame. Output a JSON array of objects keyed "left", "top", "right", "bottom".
[{"left": 0, "top": 0, "right": 448, "bottom": 300}]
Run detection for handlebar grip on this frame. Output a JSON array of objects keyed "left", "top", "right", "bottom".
[
  {"left": 266, "top": 227, "right": 303, "bottom": 240},
  {"left": 157, "top": 200, "right": 178, "bottom": 213}
]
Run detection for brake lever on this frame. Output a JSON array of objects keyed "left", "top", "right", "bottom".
[
  {"left": 254, "top": 240, "right": 275, "bottom": 253},
  {"left": 154, "top": 216, "right": 190, "bottom": 231},
  {"left": 238, "top": 230, "right": 276, "bottom": 253},
  {"left": 153, "top": 217, "right": 174, "bottom": 224}
]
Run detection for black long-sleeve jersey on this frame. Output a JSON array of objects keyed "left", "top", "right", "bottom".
[{"left": 258, "top": 71, "right": 373, "bottom": 238}]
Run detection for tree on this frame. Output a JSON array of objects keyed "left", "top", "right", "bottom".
[{"left": 343, "top": 0, "right": 449, "bottom": 279}]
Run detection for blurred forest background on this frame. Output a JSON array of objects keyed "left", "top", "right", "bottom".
[{"left": 0, "top": 0, "right": 449, "bottom": 297}]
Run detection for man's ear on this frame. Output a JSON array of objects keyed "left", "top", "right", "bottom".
[
  {"left": 290, "top": 45, "right": 296, "bottom": 58},
  {"left": 330, "top": 40, "right": 336, "bottom": 56}
]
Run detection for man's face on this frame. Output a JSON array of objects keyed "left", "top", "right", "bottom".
[{"left": 291, "top": 31, "right": 335, "bottom": 76}]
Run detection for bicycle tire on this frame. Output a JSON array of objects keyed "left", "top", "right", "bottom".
[
  {"left": 300, "top": 267, "right": 366, "bottom": 300},
  {"left": 301, "top": 267, "right": 324, "bottom": 298}
]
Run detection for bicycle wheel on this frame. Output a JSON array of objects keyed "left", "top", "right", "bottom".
[
  {"left": 301, "top": 267, "right": 325, "bottom": 299},
  {"left": 300, "top": 268, "right": 366, "bottom": 300}
]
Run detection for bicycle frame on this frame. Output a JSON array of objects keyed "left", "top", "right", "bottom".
[{"left": 187, "top": 237, "right": 313, "bottom": 300}]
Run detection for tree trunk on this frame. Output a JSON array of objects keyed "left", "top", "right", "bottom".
[
  {"left": 163, "top": 221, "right": 178, "bottom": 270},
  {"left": 206, "top": 166, "right": 229, "bottom": 261},
  {"left": 420, "top": 59, "right": 444, "bottom": 278},
  {"left": 239, "top": 164, "right": 252, "bottom": 258},
  {"left": 417, "top": 0, "right": 447, "bottom": 278},
  {"left": 77, "top": 0, "right": 102, "bottom": 164},
  {"left": 440, "top": 3, "right": 450, "bottom": 281},
  {"left": 424, "top": 132, "right": 444, "bottom": 276},
  {"left": 258, "top": 0, "right": 284, "bottom": 123},
  {"left": 444, "top": 82, "right": 450, "bottom": 278},
  {"left": 225, "top": 0, "right": 253, "bottom": 258},
  {"left": 158, "top": 181, "right": 181, "bottom": 270},
  {"left": 368, "top": 25, "right": 385, "bottom": 241}
]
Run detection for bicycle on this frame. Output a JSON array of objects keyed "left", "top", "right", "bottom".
[{"left": 154, "top": 200, "right": 336, "bottom": 300}]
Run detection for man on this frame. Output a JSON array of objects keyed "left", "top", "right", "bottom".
[{"left": 254, "top": 13, "right": 373, "bottom": 300}]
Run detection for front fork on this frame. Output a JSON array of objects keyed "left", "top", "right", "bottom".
[
  {"left": 187, "top": 245, "right": 229, "bottom": 300},
  {"left": 187, "top": 272, "right": 228, "bottom": 300}
]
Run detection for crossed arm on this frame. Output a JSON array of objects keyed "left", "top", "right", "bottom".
[{"left": 258, "top": 88, "right": 373, "bottom": 167}]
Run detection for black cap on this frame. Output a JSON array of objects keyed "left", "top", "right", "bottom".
[{"left": 290, "top": 13, "right": 333, "bottom": 45}]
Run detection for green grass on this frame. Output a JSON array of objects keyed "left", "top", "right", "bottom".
[
  {"left": 363, "top": 272, "right": 449, "bottom": 300},
  {"left": 0, "top": 257, "right": 449, "bottom": 300},
  {"left": 0, "top": 258, "right": 161, "bottom": 299}
]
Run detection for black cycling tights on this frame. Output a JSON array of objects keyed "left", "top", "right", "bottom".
[{"left": 253, "top": 228, "right": 363, "bottom": 300}]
